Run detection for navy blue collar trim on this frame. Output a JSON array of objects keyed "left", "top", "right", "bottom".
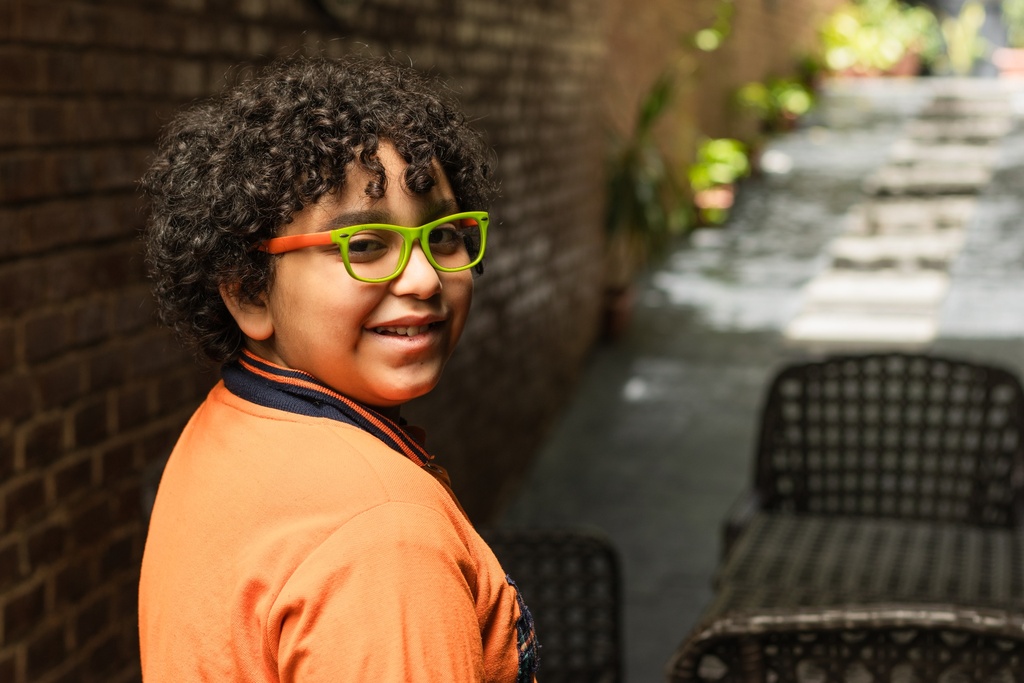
[{"left": 222, "top": 350, "right": 432, "bottom": 467}]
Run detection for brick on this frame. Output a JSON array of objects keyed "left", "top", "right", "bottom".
[
  {"left": 0, "top": 259, "right": 48, "bottom": 316},
  {"left": 0, "top": 373, "right": 34, "bottom": 422},
  {"left": 0, "top": 431, "right": 12, "bottom": 485},
  {"left": 26, "top": 624, "right": 67, "bottom": 680},
  {"left": 0, "top": 208, "right": 18, "bottom": 259},
  {"left": 0, "top": 539, "right": 22, "bottom": 591},
  {"left": 116, "top": 386, "right": 150, "bottom": 432},
  {"left": 45, "top": 251, "right": 101, "bottom": 301},
  {"left": 4, "top": 476, "right": 46, "bottom": 530},
  {"left": 22, "top": 309, "right": 70, "bottom": 364},
  {"left": 113, "top": 288, "right": 154, "bottom": 335},
  {"left": 3, "top": 581, "right": 45, "bottom": 642},
  {"left": 88, "top": 196, "right": 142, "bottom": 241},
  {"left": 72, "top": 396, "right": 108, "bottom": 448},
  {"left": 0, "top": 151, "right": 54, "bottom": 203},
  {"left": 0, "top": 101, "right": 28, "bottom": 148},
  {"left": 27, "top": 522, "right": 68, "bottom": 570},
  {"left": 19, "top": 200, "right": 85, "bottom": 255},
  {"left": 85, "top": 633, "right": 120, "bottom": 678},
  {"left": 0, "top": 46, "right": 44, "bottom": 93},
  {"left": 110, "top": 483, "right": 142, "bottom": 526},
  {"left": 45, "top": 50, "right": 85, "bottom": 94},
  {"left": 101, "top": 444, "right": 135, "bottom": 485},
  {"left": 53, "top": 456, "right": 93, "bottom": 500},
  {"left": 55, "top": 559, "right": 94, "bottom": 606},
  {"left": 101, "top": 534, "right": 135, "bottom": 575},
  {"left": 34, "top": 357, "right": 85, "bottom": 410},
  {"left": 0, "top": 649, "right": 14, "bottom": 683},
  {"left": 19, "top": 2, "right": 99, "bottom": 45},
  {"left": 75, "top": 595, "right": 111, "bottom": 645},
  {"left": 71, "top": 298, "right": 111, "bottom": 348},
  {"left": 0, "top": 323, "right": 13, "bottom": 373},
  {"left": 22, "top": 414, "right": 65, "bottom": 469},
  {"left": 70, "top": 499, "right": 112, "bottom": 546},
  {"left": 85, "top": 346, "right": 126, "bottom": 393}
]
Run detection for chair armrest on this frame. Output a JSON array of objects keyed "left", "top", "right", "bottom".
[{"left": 721, "top": 489, "right": 762, "bottom": 560}]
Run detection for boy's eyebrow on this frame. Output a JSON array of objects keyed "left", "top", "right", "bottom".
[{"left": 322, "top": 197, "right": 461, "bottom": 232}]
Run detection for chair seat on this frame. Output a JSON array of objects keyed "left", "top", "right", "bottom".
[
  {"left": 670, "top": 513, "right": 1024, "bottom": 682},
  {"left": 715, "top": 512, "right": 1024, "bottom": 611}
]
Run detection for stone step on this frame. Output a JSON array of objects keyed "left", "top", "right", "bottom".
[
  {"left": 785, "top": 310, "right": 938, "bottom": 348},
  {"left": 849, "top": 197, "right": 977, "bottom": 235},
  {"left": 829, "top": 233, "right": 965, "bottom": 270},
  {"left": 799, "top": 270, "right": 950, "bottom": 310},
  {"left": 904, "top": 117, "right": 1015, "bottom": 143},
  {"left": 919, "top": 96, "right": 1013, "bottom": 119},
  {"left": 863, "top": 164, "right": 992, "bottom": 196},
  {"left": 886, "top": 139, "right": 999, "bottom": 167}
]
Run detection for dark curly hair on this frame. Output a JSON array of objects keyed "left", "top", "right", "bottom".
[{"left": 141, "top": 54, "right": 498, "bottom": 364}]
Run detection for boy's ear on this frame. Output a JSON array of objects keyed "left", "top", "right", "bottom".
[{"left": 219, "top": 283, "right": 274, "bottom": 342}]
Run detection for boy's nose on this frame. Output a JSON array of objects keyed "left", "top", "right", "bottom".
[{"left": 390, "top": 243, "right": 442, "bottom": 298}]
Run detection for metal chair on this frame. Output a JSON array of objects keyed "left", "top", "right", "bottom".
[
  {"left": 481, "top": 527, "right": 624, "bottom": 683},
  {"left": 670, "top": 352, "right": 1024, "bottom": 683},
  {"left": 724, "top": 352, "right": 1024, "bottom": 552}
]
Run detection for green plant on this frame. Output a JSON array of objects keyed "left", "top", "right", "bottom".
[
  {"left": 735, "top": 78, "right": 815, "bottom": 134},
  {"left": 930, "top": 0, "right": 988, "bottom": 75},
  {"left": 820, "top": 0, "right": 941, "bottom": 75},
  {"left": 605, "top": 71, "right": 689, "bottom": 273},
  {"left": 688, "top": 138, "right": 750, "bottom": 225},
  {"left": 1005, "top": 0, "right": 1024, "bottom": 48},
  {"left": 692, "top": 0, "right": 735, "bottom": 52}
]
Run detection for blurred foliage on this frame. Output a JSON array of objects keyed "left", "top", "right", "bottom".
[
  {"left": 692, "top": 0, "right": 735, "bottom": 52},
  {"left": 1005, "top": 0, "right": 1024, "bottom": 48},
  {"left": 820, "top": 0, "right": 942, "bottom": 74},
  {"left": 605, "top": 71, "right": 689, "bottom": 257},
  {"left": 735, "top": 78, "right": 816, "bottom": 134},
  {"left": 936, "top": 0, "right": 987, "bottom": 75},
  {"left": 688, "top": 138, "right": 750, "bottom": 225}
]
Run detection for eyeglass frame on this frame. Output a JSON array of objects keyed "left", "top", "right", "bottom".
[{"left": 257, "top": 211, "right": 489, "bottom": 283}]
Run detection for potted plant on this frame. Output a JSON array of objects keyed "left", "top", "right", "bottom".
[
  {"left": 687, "top": 138, "right": 750, "bottom": 226},
  {"left": 604, "top": 71, "right": 689, "bottom": 338},
  {"left": 934, "top": 0, "right": 988, "bottom": 75},
  {"left": 818, "top": 0, "right": 942, "bottom": 76},
  {"left": 995, "top": 0, "right": 1024, "bottom": 76},
  {"left": 734, "top": 77, "right": 815, "bottom": 136}
]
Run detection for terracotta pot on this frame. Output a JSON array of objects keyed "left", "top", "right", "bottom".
[{"left": 994, "top": 48, "right": 1024, "bottom": 78}]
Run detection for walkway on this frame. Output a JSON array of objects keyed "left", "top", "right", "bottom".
[{"left": 497, "top": 77, "right": 1024, "bottom": 683}]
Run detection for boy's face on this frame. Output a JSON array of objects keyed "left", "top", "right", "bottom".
[{"left": 233, "top": 143, "right": 474, "bottom": 410}]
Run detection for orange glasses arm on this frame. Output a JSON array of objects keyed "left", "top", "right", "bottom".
[{"left": 258, "top": 232, "right": 335, "bottom": 254}]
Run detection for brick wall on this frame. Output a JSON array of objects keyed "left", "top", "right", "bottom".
[
  {"left": 0, "top": 0, "right": 834, "bottom": 680},
  {"left": 603, "top": 0, "right": 842, "bottom": 171}
]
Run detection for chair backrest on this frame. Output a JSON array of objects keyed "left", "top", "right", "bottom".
[
  {"left": 755, "top": 353, "right": 1024, "bottom": 527},
  {"left": 480, "top": 527, "right": 623, "bottom": 683}
]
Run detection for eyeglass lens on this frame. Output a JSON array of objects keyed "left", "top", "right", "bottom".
[{"left": 346, "top": 217, "right": 482, "bottom": 280}]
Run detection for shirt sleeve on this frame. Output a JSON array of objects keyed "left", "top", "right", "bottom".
[{"left": 268, "top": 501, "right": 491, "bottom": 682}]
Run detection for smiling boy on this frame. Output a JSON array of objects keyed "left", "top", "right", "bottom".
[{"left": 138, "top": 56, "right": 537, "bottom": 682}]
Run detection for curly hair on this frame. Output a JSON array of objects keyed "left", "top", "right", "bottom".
[{"left": 141, "top": 54, "right": 498, "bottom": 364}]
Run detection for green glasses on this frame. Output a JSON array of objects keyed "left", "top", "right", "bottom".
[{"left": 259, "top": 211, "right": 488, "bottom": 283}]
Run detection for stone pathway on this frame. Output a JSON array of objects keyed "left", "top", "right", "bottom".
[
  {"left": 785, "top": 80, "right": 1016, "bottom": 350},
  {"left": 498, "top": 77, "right": 1024, "bottom": 683}
]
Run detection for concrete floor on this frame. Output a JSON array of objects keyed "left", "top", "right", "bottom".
[{"left": 496, "top": 77, "right": 1024, "bottom": 683}]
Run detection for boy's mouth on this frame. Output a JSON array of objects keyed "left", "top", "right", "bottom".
[{"left": 372, "top": 323, "right": 438, "bottom": 337}]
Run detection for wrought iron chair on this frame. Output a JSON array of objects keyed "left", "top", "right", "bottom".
[
  {"left": 481, "top": 527, "right": 624, "bottom": 683},
  {"left": 669, "top": 352, "right": 1024, "bottom": 683},
  {"left": 724, "top": 352, "right": 1024, "bottom": 551}
]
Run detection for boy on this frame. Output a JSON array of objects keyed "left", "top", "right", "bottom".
[{"left": 138, "top": 55, "right": 538, "bottom": 682}]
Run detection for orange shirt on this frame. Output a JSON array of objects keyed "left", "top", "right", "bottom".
[{"left": 139, "top": 381, "right": 530, "bottom": 681}]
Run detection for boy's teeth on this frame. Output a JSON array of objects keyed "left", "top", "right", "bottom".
[{"left": 377, "top": 325, "right": 426, "bottom": 336}]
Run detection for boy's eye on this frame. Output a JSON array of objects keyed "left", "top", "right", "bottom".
[
  {"left": 347, "top": 232, "right": 392, "bottom": 262},
  {"left": 427, "top": 223, "right": 465, "bottom": 255}
]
